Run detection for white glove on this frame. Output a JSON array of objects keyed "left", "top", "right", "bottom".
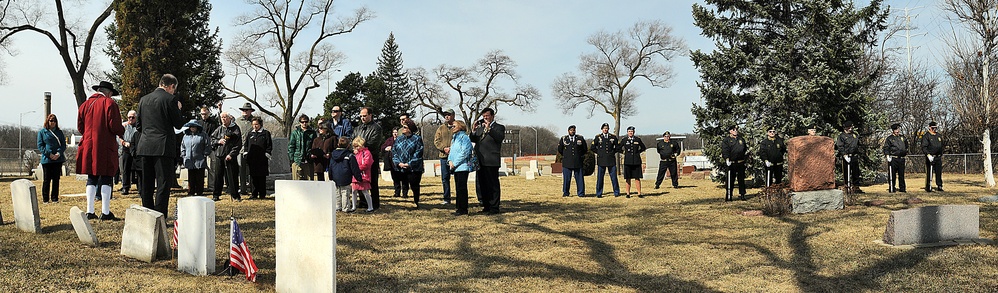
[
  {"left": 886, "top": 156, "right": 892, "bottom": 163},
  {"left": 844, "top": 155, "right": 851, "bottom": 163},
  {"left": 927, "top": 154, "right": 934, "bottom": 162},
  {"left": 765, "top": 160, "right": 772, "bottom": 167},
  {"left": 266, "top": 153, "right": 272, "bottom": 161},
  {"left": 726, "top": 159, "right": 731, "bottom": 166}
]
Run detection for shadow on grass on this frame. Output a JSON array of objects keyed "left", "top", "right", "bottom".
[{"left": 43, "top": 223, "right": 73, "bottom": 233}]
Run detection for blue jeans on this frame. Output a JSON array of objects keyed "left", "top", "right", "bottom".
[
  {"left": 563, "top": 167, "right": 585, "bottom": 196},
  {"left": 595, "top": 165, "right": 620, "bottom": 197},
  {"left": 439, "top": 158, "right": 451, "bottom": 201}
]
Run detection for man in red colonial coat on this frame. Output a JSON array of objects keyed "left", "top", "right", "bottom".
[{"left": 77, "top": 81, "right": 126, "bottom": 220}]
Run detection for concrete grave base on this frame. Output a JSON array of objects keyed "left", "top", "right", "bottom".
[
  {"left": 883, "top": 205, "right": 981, "bottom": 246},
  {"left": 120, "top": 205, "right": 172, "bottom": 262},
  {"left": 873, "top": 238, "right": 994, "bottom": 248},
  {"left": 10, "top": 179, "right": 41, "bottom": 233},
  {"left": 790, "top": 189, "right": 843, "bottom": 214},
  {"left": 69, "top": 206, "right": 98, "bottom": 246}
]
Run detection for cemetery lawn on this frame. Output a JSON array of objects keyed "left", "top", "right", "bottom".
[{"left": 1, "top": 173, "right": 997, "bottom": 292}]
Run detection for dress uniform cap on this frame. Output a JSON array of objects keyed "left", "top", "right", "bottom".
[
  {"left": 929, "top": 121, "right": 938, "bottom": 127},
  {"left": 626, "top": 125, "right": 635, "bottom": 131},
  {"left": 890, "top": 123, "right": 901, "bottom": 130},
  {"left": 568, "top": 125, "right": 576, "bottom": 130},
  {"left": 601, "top": 123, "right": 609, "bottom": 129},
  {"left": 662, "top": 131, "right": 671, "bottom": 136}
]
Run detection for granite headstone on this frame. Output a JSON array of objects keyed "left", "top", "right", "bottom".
[
  {"left": 883, "top": 205, "right": 980, "bottom": 246},
  {"left": 786, "top": 136, "right": 835, "bottom": 192}
]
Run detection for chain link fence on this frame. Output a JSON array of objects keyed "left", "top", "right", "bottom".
[{"left": 887, "top": 153, "right": 998, "bottom": 174}]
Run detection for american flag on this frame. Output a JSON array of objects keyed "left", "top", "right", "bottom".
[
  {"left": 229, "top": 218, "right": 258, "bottom": 282},
  {"left": 171, "top": 220, "right": 179, "bottom": 250}
]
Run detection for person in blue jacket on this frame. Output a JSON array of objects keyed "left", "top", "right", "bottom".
[
  {"left": 181, "top": 120, "right": 211, "bottom": 196},
  {"left": 37, "top": 113, "right": 67, "bottom": 203},
  {"left": 447, "top": 120, "right": 473, "bottom": 216}
]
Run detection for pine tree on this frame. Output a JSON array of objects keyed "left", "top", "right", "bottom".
[
  {"left": 106, "top": 0, "right": 224, "bottom": 116},
  {"left": 691, "top": 0, "right": 889, "bottom": 183},
  {"left": 323, "top": 72, "right": 366, "bottom": 121}
]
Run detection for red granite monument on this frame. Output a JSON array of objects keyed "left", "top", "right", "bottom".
[{"left": 786, "top": 136, "right": 835, "bottom": 192}]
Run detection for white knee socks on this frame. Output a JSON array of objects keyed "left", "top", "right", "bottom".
[
  {"left": 86, "top": 185, "right": 96, "bottom": 214},
  {"left": 101, "top": 185, "right": 112, "bottom": 215}
]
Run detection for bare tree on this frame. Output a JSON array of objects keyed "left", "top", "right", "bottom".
[
  {"left": 552, "top": 20, "right": 687, "bottom": 137},
  {"left": 0, "top": 0, "right": 116, "bottom": 106},
  {"left": 223, "top": 0, "right": 372, "bottom": 136},
  {"left": 942, "top": 0, "right": 998, "bottom": 187},
  {"left": 410, "top": 50, "right": 541, "bottom": 127}
]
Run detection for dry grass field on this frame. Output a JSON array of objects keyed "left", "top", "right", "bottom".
[{"left": 1, "top": 173, "right": 997, "bottom": 292}]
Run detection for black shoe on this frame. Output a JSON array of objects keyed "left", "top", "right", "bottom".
[
  {"left": 100, "top": 212, "right": 120, "bottom": 221},
  {"left": 936, "top": 187, "right": 944, "bottom": 192},
  {"left": 673, "top": 185, "right": 680, "bottom": 189},
  {"left": 122, "top": 190, "right": 129, "bottom": 195},
  {"left": 597, "top": 195, "right": 603, "bottom": 198},
  {"left": 453, "top": 211, "right": 468, "bottom": 216},
  {"left": 637, "top": 194, "right": 643, "bottom": 198},
  {"left": 739, "top": 194, "right": 747, "bottom": 201},
  {"left": 212, "top": 196, "right": 221, "bottom": 201},
  {"left": 654, "top": 185, "right": 660, "bottom": 189},
  {"left": 625, "top": 194, "right": 631, "bottom": 198},
  {"left": 925, "top": 188, "right": 933, "bottom": 192},
  {"left": 86, "top": 213, "right": 98, "bottom": 219},
  {"left": 562, "top": 194, "right": 569, "bottom": 197},
  {"left": 900, "top": 189, "right": 907, "bottom": 193}
]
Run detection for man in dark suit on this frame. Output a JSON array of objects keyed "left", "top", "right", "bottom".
[
  {"left": 471, "top": 107, "right": 505, "bottom": 214},
  {"left": 558, "top": 125, "right": 586, "bottom": 197},
  {"left": 136, "top": 74, "right": 186, "bottom": 216}
]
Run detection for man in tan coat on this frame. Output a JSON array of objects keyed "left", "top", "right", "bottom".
[{"left": 433, "top": 109, "right": 456, "bottom": 204}]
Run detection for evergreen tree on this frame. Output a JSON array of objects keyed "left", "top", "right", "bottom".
[
  {"left": 107, "top": 0, "right": 224, "bottom": 116},
  {"left": 373, "top": 33, "right": 414, "bottom": 117},
  {"left": 323, "top": 72, "right": 366, "bottom": 121},
  {"left": 691, "top": 0, "right": 889, "bottom": 183}
]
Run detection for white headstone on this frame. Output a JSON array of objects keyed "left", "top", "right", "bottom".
[
  {"left": 499, "top": 161, "right": 509, "bottom": 176},
  {"left": 121, "top": 205, "right": 172, "bottom": 262},
  {"left": 10, "top": 179, "right": 41, "bottom": 233},
  {"left": 381, "top": 163, "right": 393, "bottom": 182},
  {"left": 177, "top": 197, "right": 216, "bottom": 276},
  {"left": 468, "top": 171, "right": 476, "bottom": 182},
  {"left": 521, "top": 167, "right": 535, "bottom": 180},
  {"left": 541, "top": 166, "right": 552, "bottom": 177},
  {"left": 643, "top": 148, "right": 661, "bottom": 181},
  {"left": 529, "top": 160, "right": 539, "bottom": 175},
  {"left": 423, "top": 160, "right": 437, "bottom": 177},
  {"left": 276, "top": 180, "right": 336, "bottom": 293},
  {"left": 69, "top": 206, "right": 98, "bottom": 246}
]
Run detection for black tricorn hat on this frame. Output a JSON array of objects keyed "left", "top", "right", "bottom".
[{"left": 91, "top": 81, "right": 120, "bottom": 96}]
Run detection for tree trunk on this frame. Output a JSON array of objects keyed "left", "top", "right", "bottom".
[{"left": 985, "top": 129, "right": 995, "bottom": 188}]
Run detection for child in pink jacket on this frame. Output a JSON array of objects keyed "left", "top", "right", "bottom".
[{"left": 351, "top": 137, "right": 374, "bottom": 212}]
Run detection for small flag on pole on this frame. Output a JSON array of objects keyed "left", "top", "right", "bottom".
[
  {"left": 229, "top": 217, "right": 258, "bottom": 282},
  {"left": 171, "top": 220, "right": 179, "bottom": 250}
]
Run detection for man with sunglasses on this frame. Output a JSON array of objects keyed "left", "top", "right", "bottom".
[
  {"left": 328, "top": 105, "right": 353, "bottom": 138},
  {"left": 289, "top": 114, "right": 317, "bottom": 180},
  {"left": 920, "top": 121, "right": 944, "bottom": 192},
  {"left": 119, "top": 110, "right": 139, "bottom": 195},
  {"left": 758, "top": 127, "right": 786, "bottom": 187}
]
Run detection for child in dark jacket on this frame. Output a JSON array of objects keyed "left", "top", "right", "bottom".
[{"left": 328, "top": 137, "right": 361, "bottom": 212}]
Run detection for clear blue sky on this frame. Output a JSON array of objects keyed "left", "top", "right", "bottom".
[{"left": 0, "top": 0, "right": 948, "bottom": 137}]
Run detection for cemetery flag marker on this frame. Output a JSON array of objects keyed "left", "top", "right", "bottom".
[{"left": 229, "top": 217, "right": 258, "bottom": 282}]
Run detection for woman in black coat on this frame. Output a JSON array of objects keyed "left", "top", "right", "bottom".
[{"left": 243, "top": 117, "right": 273, "bottom": 199}]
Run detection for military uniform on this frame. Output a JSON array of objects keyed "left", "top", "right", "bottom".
[
  {"left": 619, "top": 135, "right": 646, "bottom": 179},
  {"left": 883, "top": 131, "right": 907, "bottom": 192},
  {"left": 721, "top": 133, "right": 747, "bottom": 201},
  {"left": 558, "top": 132, "right": 587, "bottom": 197},
  {"left": 920, "top": 128, "right": 944, "bottom": 192},
  {"left": 655, "top": 139, "right": 681, "bottom": 189},
  {"left": 835, "top": 131, "right": 861, "bottom": 187},
  {"left": 758, "top": 136, "right": 786, "bottom": 186},
  {"left": 591, "top": 131, "right": 620, "bottom": 197}
]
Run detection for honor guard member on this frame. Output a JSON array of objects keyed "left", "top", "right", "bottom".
[
  {"left": 835, "top": 121, "right": 862, "bottom": 192},
  {"left": 591, "top": 123, "right": 621, "bottom": 198},
  {"left": 619, "top": 126, "right": 647, "bottom": 197},
  {"left": 920, "top": 121, "right": 944, "bottom": 192},
  {"left": 558, "top": 125, "right": 587, "bottom": 197},
  {"left": 883, "top": 123, "right": 907, "bottom": 193},
  {"left": 655, "top": 131, "right": 681, "bottom": 189},
  {"left": 721, "top": 125, "right": 747, "bottom": 201},
  {"left": 758, "top": 127, "right": 786, "bottom": 186}
]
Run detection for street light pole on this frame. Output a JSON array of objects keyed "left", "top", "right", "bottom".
[
  {"left": 19, "top": 110, "right": 36, "bottom": 175},
  {"left": 528, "top": 126, "right": 538, "bottom": 155}
]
